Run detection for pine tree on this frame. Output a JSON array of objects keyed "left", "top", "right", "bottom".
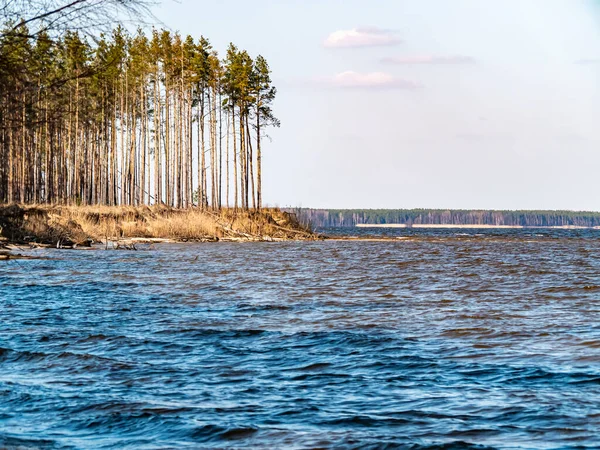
[{"left": 251, "top": 55, "right": 280, "bottom": 210}]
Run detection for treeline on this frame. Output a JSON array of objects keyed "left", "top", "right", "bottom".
[
  {"left": 291, "top": 209, "right": 600, "bottom": 228},
  {"left": 0, "top": 24, "right": 278, "bottom": 208}
]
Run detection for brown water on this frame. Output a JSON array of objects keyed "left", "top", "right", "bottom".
[{"left": 1, "top": 228, "right": 600, "bottom": 448}]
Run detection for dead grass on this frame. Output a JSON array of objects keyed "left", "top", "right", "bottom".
[{"left": 0, "top": 204, "right": 316, "bottom": 245}]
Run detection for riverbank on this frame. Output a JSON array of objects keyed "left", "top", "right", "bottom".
[{"left": 0, "top": 205, "right": 317, "bottom": 248}]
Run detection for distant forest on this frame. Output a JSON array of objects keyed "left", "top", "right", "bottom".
[{"left": 291, "top": 209, "right": 600, "bottom": 228}]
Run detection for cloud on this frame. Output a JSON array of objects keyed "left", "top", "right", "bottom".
[
  {"left": 382, "top": 55, "right": 477, "bottom": 65},
  {"left": 322, "top": 71, "right": 422, "bottom": 90},
  {"left": 574, "top": 58, "right": 600, "bottom": 65},
  {"left": 324, "top": 27, "right": 401, "bottom": 48}
]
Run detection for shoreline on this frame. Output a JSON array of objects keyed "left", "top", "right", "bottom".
[
  {"left": 2, "top": 205, "right": 594, "bottom": 257},
  {"left": 355, "top": 224, "right": 600, "bottom": 230},
  {"left": 0, "top": 205, "right": 319, "bottom": 252}
]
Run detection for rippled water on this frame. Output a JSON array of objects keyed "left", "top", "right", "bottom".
[{"left": 2, "top": 229, "right": 600, "bottom": 449}]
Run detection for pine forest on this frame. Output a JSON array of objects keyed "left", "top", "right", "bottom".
[{"left": 0, "top": 24, "right": 279, "bottom": 209}]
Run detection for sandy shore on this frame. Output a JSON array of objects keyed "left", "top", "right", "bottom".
[{"left": 356, "top": 224, "right": 600, "bottom": 230}]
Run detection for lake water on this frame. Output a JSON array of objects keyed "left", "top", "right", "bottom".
[{"left": 1, "top": 228, "right": 600, "bottom": 449}]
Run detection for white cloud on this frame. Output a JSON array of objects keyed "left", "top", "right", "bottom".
[
  {"left": 382, "top": 55, "right": 477, "bottom": 65},
  {"left": 323, "top": 71, "right": 421, "bottom": 89},
  {"left": 574, "top": 58, "right": 600, "bottom": 65},
  {"left": 324, "top": 27, "right": 401, "bottom": 48}
]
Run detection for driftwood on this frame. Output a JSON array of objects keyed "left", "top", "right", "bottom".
[
  {"left": 203, "top": 209, "right": 317, "bottom": 241},
  {"left": 203, "top": 210, "right": 256, "bottom": 239},
  {"left": 268, "top": 222, "right": 316, "bottom": 238}
]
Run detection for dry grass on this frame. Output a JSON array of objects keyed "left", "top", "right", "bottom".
[
  {"left": 0, "top": 204, "right": 315, "bottom": 245},
  {"left": 67, "top": 205, "right": 221, "bottom": 240}
]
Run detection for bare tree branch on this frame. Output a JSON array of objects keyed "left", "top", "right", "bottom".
[{"left": 0, "top": 0, "right": 156, "bottom": 39}]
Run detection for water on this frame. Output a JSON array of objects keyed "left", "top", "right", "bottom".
[{"left": 1, "top": 228, "right": 600, "bottom": 449}]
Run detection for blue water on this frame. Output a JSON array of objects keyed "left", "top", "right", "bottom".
[{"left": 1, "top": 228, "right": 600, "bottom": 448}]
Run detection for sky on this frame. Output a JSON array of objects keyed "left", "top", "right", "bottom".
[{"left": 148, "top": 0, "right": 600, "bottom": 210}]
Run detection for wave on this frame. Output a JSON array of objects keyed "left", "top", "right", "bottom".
[{"left": 190, "top": 424, "right": 259, "bottom": 442}]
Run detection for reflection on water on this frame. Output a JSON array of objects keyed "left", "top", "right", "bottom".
[{"left": 1, "top": 228, "right": 600, "bottom": 448}]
